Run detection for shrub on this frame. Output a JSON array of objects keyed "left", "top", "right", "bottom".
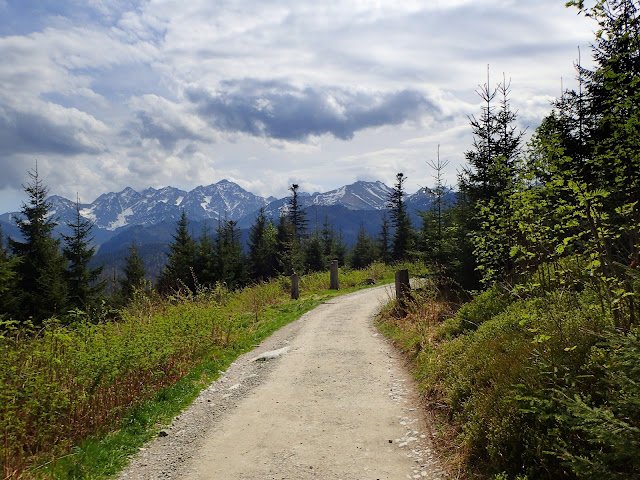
[
  {"left": 516, "top": 326, "right": 640, "bottom": 480},
  {"left": 441, "top": 284, "right": 513, "bottom": 337},
  {"left": 414, "top": 288, "right": 618, "bottom": 479}
]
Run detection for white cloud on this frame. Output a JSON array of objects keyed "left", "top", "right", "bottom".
[
  {"left": 0, "top": 0, "right": 599, "bottom": 212},
  {"left": 127, "top": 93, "right": 215, "bottom": 148}
]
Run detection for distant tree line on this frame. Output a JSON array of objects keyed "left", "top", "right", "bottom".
[
  {"left": 0, "top": 168, "right": 446, "bottom": 325},
  {"left": 0, "top": 155, "right": 476, "bottom": 326}
]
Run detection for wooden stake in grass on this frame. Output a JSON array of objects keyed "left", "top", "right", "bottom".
[
  {"left": 330, "top": 260, "right": 339, "bottom": 290},
  {"left": 291, "top": 273, "right": 300, "bottom": 300},
  {"left": 395, "top": 269, "right": 410, "bottom": 317}
]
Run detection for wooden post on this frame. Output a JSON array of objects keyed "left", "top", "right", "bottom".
[
  {"left": 291, "top": 273, "right": 300, "bottom": 300},
  {"left": 395, "top": 269, "right": 410, "bottom": 317},
  {"left": 330, "top": 260, "right": 339, "bottom": 290}
]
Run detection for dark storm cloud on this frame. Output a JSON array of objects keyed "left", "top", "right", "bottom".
[{"left": 186, "top": 79, "right": 439, "bottom": 141}]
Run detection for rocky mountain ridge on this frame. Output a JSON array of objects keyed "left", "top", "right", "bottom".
[{"left": 0, "top": 179, "right": 449, "bottom": 249}]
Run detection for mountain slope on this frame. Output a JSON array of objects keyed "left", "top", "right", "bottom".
[{"left": 1, "top": 180, "right": 274, "bottom": 237}]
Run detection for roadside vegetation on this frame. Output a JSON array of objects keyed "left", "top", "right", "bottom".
[
  {"left": 378, "top": 2, "right": 640, "bottom": 479},
  {"left": 378, "top": 278, "right": 639, "bottom": 479},
  {"left": 1, "top": 262, "right": 397, "bottom": 479}
]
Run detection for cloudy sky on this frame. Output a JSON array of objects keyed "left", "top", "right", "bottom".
[{"left": 0, "top": 0, "right": 596, "bottom": 211}]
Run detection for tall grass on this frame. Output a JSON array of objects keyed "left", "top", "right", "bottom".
[{"left": 0, "top": 263, "right": 395, "bottom": 479}]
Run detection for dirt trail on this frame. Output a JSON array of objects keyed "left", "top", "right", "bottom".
[{"left": 118, "top": 285, "right": 444, "bottom": 480}]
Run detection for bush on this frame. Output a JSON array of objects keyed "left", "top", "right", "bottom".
[
  {"left": 517, "top": 326, "right": 640, "bottom": 480},
  {"left": 416, "top": 288, "right": 618, "bottom": 479},
  {"left": 441, "top": 284, "right": 512, "bottom": 337}
]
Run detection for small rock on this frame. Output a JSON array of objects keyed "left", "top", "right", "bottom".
[{"left": 158, "top": 429, "right": 169, "bottom": 437}]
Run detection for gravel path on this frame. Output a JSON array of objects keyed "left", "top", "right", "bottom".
[{"left": 117, "top": 284, "right": 445, "bottom": 480}]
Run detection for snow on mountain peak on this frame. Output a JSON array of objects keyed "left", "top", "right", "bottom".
[{"left": 1, "top": 179, "right": 406, "bottom": 240}]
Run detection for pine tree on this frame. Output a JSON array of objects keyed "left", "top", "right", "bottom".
[
  {"left": 420, "top": 145, "right": 451, "bottom": 266},
  {"left": 275, "top": 213, "right": 296, "bottom": 275},
  {"left": 120, "top": 241, "right": 146, "bottom": 301},
  {"left": 459, "top": 69, "right": 524, "bottom": 284},
  {"left": 288, "top": 184, "right": 309, "bottom": 243},
  {"left": 158, "top": 210, "right": 197, "bottom": 293},
  {"left": 195, "top": 222, "right": 218, "bottom": 287},
  {"left": 377, "top": 214, "right": 392, "bottom": 264},
  {"left": 349, "top": 223, "right": 377, "bottom": 269},
  {"left": 333, "top": 229, "right": 348, "bottom": 267},
  {"left": 62, "top": 197, "right": 104, "bottom": 310},
  {"left": 460, "top": 69, "right": 523, "bottom": 202},
  {"left": 9, "top": 166, "right": 68, "bottom": 323},
  {"left": 215, "top": 219, "right": 246, "bottom": 290},
  {"left": 0, "top": 227, "right": 19, "bottom": 317},
  {"left": 388, "top": 173, "right": 413, "bottom": 261},
  {"left": 303, "top": 232, "right": 326, "bottom": 273},
  {"left": 247, "top": 208, "right": 279, "bottom": 281},
  {"left": 320, "top": 215, "right": 336, "bottom": 258},
  {"left": 460, "top": 66, "right": 500, "bottom": 205}
]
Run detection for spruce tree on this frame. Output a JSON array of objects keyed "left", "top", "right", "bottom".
[
  {"left": 288, "top": 184, "right": 309, "bottom": 243},
  {"left": 247, "top": 208, "right": 279, "bottom": 281},
  {"left": 120, "top": 241, "right": 146, "bottom": 301},
  {"left": 195, "top": 222, "right": 218, "bottom": 287},
  {"left": 275, "top": 213, "right": 295, "bottom": 275},
  {"left": 215, "top": 219, "right": 246, "bottom": 290},
  {"left": 62, "top": 197, "right": 104, "bottom": 310},
  {"left": 387, "top": 173, "right": 413, "bottom": 261},
  {"left": 349, "top": 223, "right": 377, "bottom": 269},
  {"left": 303, "top": 232, "right": 326, "bottom": 273},
  {"left": 0, "top": 227, "right": 19, "bottom": 317},
  {"left": 378, "top": 214, "right": 392, "bottom": 264},
  {"left": 320, "top": 215, "right": 336, "bottom": 258},
  {"left": 420, "top": 145, "right": 452, "bottom": 267},
  {"left": 524, "top": 0, "right": 640, "bottom": 324},
  {"left": 460, "top": 66, "right": 500, "bottom": 205},
  {"left": 459, "top": 69, "right": 524, "bottom": 284},
  {"left": 576, "top": 0, "right": 640, "bottom": 282},
  {"left": 331, "top": 229, "right": 347, "bottom": 267},
  {"left": 9, "top": 166, "right": 68, "bottom": 323},
  {"left": 158, "top": 210, "right": 197, "bottom": 293}
]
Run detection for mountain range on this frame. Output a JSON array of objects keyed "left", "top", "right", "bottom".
[
  {"left": 1, "top": 179, "right": 446, "bottom": 243},
  {"left": 0, "top": 179, "right": 454, "bottom": 279}
]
